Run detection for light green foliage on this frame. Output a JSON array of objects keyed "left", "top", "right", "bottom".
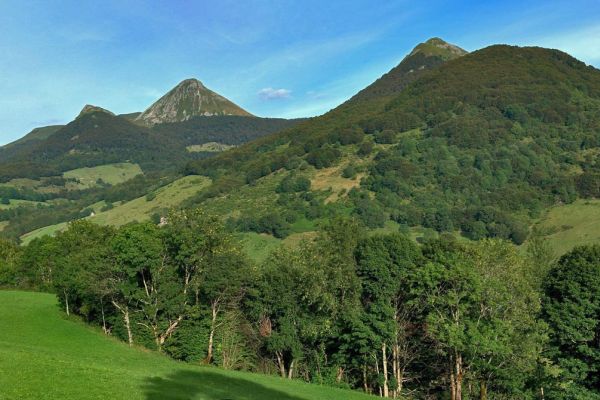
[{"left": 542, "top": 245, "right": 600, "bottom": 399}]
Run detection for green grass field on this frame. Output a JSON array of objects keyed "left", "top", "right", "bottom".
[
  {"left": 0, "top": 199, "right": 47, "bottom": 210},
  {"left": 20, "top": 222, "right": 69, "bottom": 245},
  {"left": 0, "top": 291, "right": 372, "bottom": 400},
  {"left": 63, "top": 163, "right": 143, "bottom": 189},
  {"left": 535, "top": 199, "right": 600, "bottom": 257}
]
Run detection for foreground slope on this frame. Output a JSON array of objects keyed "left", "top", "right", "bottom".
[{"left": 0, "top": 291, "right": 371, "bottom": 400}]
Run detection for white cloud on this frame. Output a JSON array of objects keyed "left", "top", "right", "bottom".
[{"left": 258, "top": 87, "right": 291, "bottom": 100}]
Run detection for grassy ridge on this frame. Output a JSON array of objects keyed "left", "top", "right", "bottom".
[{"left": 0, "top": 291, "right": 372, "bottom": 400}]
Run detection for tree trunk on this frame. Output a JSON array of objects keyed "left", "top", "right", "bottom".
[
  {"left": 456, "top": 354, "right": 463, "bottom": 400},
  {"left": 275, "top": 351, "right": 286, "bottom": 378},
  {"left": 363, "top": 364, "right": 369, "bottom": 393},
  {"left": 450, "top": 360, "right": 456, "bottom": 400},
  {"left": 206, "top": 301, "right": 218, "bottom": 364},
  {"left": 64, "top": 290, "right": 70, "bottom": 316},
  {"left": 123, "top": 308, "right": 133, "bottom": 346},
  {"left": 382, "top": 342, "right": 389, "bottom": 398},
  {"left": 479, "top": 380, "right": 487, "bottom": 400},
  {"left": 336, "top": 366, "right": 344, "bottom": 383},
  {"left": 112, "top": 301, "right": 133, "bottom": 346},
  {"left": 375, "top": 354, "right": 382, "bottom": 397},
  {"left": 288, "top": 359, "right": 295, "bottom": 379},
  {"left": 450, "top": 353, "right": 463, "bottom": 400},
  {"left": 100, "top": 301, "right": 108, "bottom": 334},
  {"left": 392, "top": 343, "right": 400, "bottom": 398}
]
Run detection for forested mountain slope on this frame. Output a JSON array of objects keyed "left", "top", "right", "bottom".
[
  {"left": 185, "top": 43, "right": 600, "bottom": 245},
  {"left": 0, "top": 111, "right": 302, "bottom": 182}
]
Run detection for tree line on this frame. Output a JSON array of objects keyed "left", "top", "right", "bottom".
[{"left": 1, "top": 211, "right": 599, "bottom": 399}]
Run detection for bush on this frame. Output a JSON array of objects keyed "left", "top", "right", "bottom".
[
  {"left": 357, "top": 140, "right": 373, "bottom": 156},
  {"left": 374, "top": 129, "right": 396, "bottom": 144},
  {"left": 342, "top": 165, "right": 357, "bottom": 179},
  {"left": 276, "top": 174, "right": 311, "bottom": 193},
  {"left": 305, "top": 146, "right": 341, "bottom": 169},
  {"left": 100, "top": 202, "right": 114, "bottom": 212}
]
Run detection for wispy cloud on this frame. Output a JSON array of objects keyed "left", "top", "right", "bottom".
[{"left": 258, "top": 87, "right": 291, "bottom": 100}]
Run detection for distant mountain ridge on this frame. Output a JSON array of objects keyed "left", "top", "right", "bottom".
[{"left": 135, "top": 78, "right": 253, "bottom": 126}]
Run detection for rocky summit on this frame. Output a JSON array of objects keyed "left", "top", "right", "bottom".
[{"left": 135, "top": 78, "right": 253, "bottom": 126}]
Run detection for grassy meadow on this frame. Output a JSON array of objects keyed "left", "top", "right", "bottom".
[
  {"left": 0, "top": 290, "right": 372, "bottom": 400},
  {"left": 63, "top": 162, "right": 143, "bottom": 189}
]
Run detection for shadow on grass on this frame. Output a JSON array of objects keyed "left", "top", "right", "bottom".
[{"left": 143, "top": 369, "right": 307, "bottom": 400}]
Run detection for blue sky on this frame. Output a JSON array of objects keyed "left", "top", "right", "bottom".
[{"left": 1, "top": 0, "right": 599, "bottom": 144}]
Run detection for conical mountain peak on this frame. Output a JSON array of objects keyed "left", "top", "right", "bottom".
[
  {"left": 77, "top": 104, "right": 115, "bottom": 119},
  {"left": 135, "top": 78, "right": 253, "bottom": 126}
]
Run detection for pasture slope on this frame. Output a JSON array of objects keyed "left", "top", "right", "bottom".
[{"left": 0, "top": 291, "right": 372, "bottom": 400}]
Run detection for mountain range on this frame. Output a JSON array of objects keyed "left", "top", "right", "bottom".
[
  {"left": 0, "top": 79, "right": 301, "bottom": 181},
  {"left": 1, "top": 37, "right": 600, "bottom": 254}
]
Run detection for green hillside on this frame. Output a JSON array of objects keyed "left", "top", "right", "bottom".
[
  {"left": 183, "top": 44, "right": 600, "bottom": 251},
  {"left": 0, "top": 290, "right": 371, "bottom": 400},
  {"left": 18, "top": 175, "right": 211, "bottom": 244},
  {"left": 4, "top": 41, "right": 600, "bottom": 257}
]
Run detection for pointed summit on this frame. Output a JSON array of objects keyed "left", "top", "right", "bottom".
[
  {"left": 409, "top": 37, "right": 468, "bottom": 60},
  {"left": 349, "top": 37, "right": 467, "bottom": 102},
  {"left": 77, "top": 104, "right": 115, "bottom": 119},
  {"left": 135, "top": 78, "right": 253, "bottom": 126}
]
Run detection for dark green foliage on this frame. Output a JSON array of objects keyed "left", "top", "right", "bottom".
[
  {"left": 236, "top": 213, "right": 291, "bottom": 238},
  {"left": 356, "top": 140, "right": 373, "bottom": 156},
  {"left": 341, "top": 165, "right": 357, "bottom": 179},
  {"left": 350, "top": 189, "right": 386, "bottom": 228},
  {"left": 542, "top": 245, "right": 600, "bottom": 398},
  {"left": 576, "top": 172, "right": 600, "bottom": 198},
  {"left": 0, "top": 114, "right": 303, "bottom": 182},
  {"left": 276, "top": 174, "right": 311, "bottom": 193},
  {"left": 329, "top": 127, "right": 364, "bottom": 145},
  {"left": 305, "top": 146, "right": 342, "bottom": 169},
  {"left": 373, "top": 129, "right": 396, "bottom": 144},
  {"left": 0, "top": 238, "right": 20, "bottom": 286}
]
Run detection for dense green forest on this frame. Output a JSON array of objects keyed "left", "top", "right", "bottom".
[{"left": 1, "top": 211, "right": 599, "bottom": 399}]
